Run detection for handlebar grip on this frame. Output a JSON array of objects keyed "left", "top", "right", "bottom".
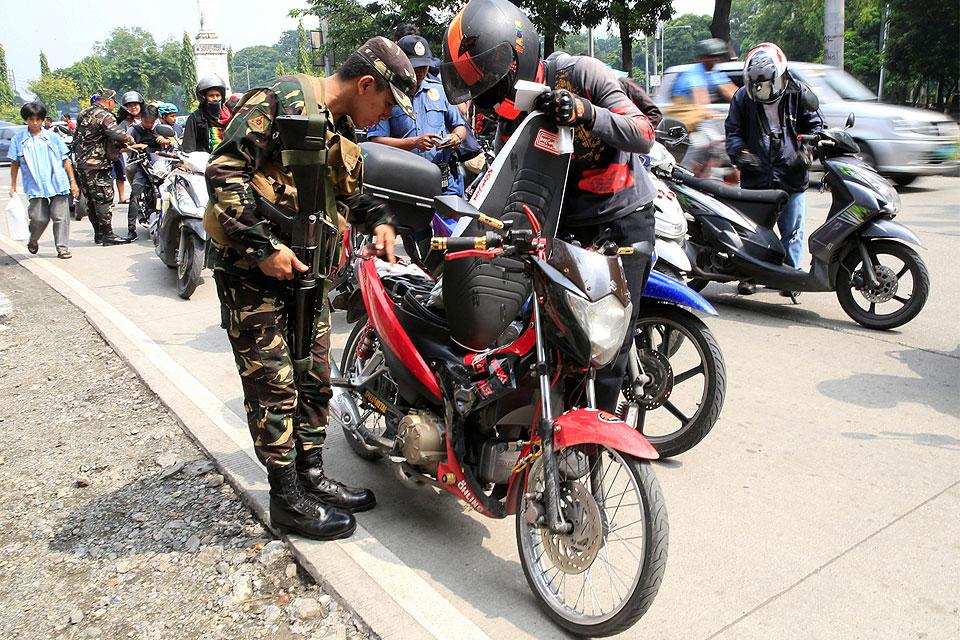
[
  {"left": 431, "top": 236, "right": 490, "bottom": 251},
  {"left": 797, "top": 134, "right": 818, "bottom": 143}
]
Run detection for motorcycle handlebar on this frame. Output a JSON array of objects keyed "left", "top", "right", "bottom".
[{"left": 431, "top": 234, "right": 501, "bottom": 252}]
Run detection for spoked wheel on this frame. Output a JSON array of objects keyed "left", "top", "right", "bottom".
[
  {"left": 836, "top": 240, "right": 930, "bottom": 330},
  {"left": 623, "top": 305, "right": 725, "bottom": 458},
  {"left": 339, "top": 315, "right": 400, "bottom": 460},
  {"left": 516, "top": 447, "right": 668, "bottom": 637}
]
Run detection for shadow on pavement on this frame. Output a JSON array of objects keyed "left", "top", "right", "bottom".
[{"left": 817, "top": 347, "right": 960, "bottom": 420}]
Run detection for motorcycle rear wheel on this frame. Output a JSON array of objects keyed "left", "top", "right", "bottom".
[
  {"left": 516, "top": 447, "right": 668, "bottom": 637},
  {"left": 836, "top": 240, "right": 929, "bottom": 330}
]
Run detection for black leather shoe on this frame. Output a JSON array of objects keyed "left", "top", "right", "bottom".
[
  {"left": 268, "top": 464, "right": 356, "bottom": 540},
  {"left": 100, "top": 232, "right": 132, "bottom": 246},
  {"left": 125, "top": 229, "right": 137, "bottom": 241},
  {"left": 297, "top": 449, "right": 376, "bottom": 513},
  {"left": 737, "top": 281, "right": 757, "bottom": 295}
]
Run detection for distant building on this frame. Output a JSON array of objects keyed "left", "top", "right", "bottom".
[{"left": 194, "top": 0, "right": 232, "bottom": 94}]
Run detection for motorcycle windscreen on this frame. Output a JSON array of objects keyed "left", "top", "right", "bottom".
[{"left": 468, "top": 112, "right": 572, "bottom": 238}]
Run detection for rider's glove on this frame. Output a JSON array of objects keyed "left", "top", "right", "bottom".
[
  {"left": 735, "top": 150, "right": 762, "bottom": 170},
  {"left": 534, "top": 89, "right": 595, "bottom": 128}
]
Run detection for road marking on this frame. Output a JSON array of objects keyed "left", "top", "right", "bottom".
[{"left": 0, "top": 232, "right": 492, "bottom": 640}]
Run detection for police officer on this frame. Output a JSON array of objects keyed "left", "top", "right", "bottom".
[
  {"left": 204, "top": 37, "right": 416, "bottom": 540},
  {"left": 73, "top": 89, "right": 142, "bottom": 245},
  {"left": 368, "top": 35, "right": 468, "bottom": 196},
  {"left": 441, "top": 0, "right": 658, "bottom": 413}
]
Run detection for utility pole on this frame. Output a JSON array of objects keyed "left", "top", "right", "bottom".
[
  {"left": 877, "top": 3, "right": 890, "bottom": 101},
  {"left": 587, "top": 27, "right": 595, "bottom": 58},
  {"left": 644, "top": 34, "right": 650, "bottom": 93},
  {"left": 824, "top": 0, "right": 845, "bottom": 68}
]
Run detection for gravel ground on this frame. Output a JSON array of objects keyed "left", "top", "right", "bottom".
[{"left": 0, "top": 255, "right": 369, "bottom": 640}]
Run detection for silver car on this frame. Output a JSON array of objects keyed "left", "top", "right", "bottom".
[{"left": 659, "top": 62, "right": 959, "bottom": 187}]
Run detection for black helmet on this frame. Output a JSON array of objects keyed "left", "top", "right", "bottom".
[
  {"left": 441, "top": 0, "right": 540, "bottom": 116},
  {"left": 744, "top": 43, "right": 788, "bottom": 104},
  {"left": 694, "top": 38, "right": 728, "bottom": 60},
  {"left": 121, "top": 91, "right": 144, "bottom": 107},
  {"left": 195, "top": 76, "right": 226, "bottom": 102}
]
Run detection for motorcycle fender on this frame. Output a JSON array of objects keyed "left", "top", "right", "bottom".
[
  {"left": 643, "top": 269, "right": 718, "bottom": 316},
  {"left": 553, "top": 409, "right": 659, "bottom": 461},
  {"left": 654, "top": 238, "right": 692, "bottom": 272},
  {"left": 181, "top": 217, "right": 207, "bottom": 240},
  {"left": 860, "top": 219, "right": 923, "bottom": 248}
]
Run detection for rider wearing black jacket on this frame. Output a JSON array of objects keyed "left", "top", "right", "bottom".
[{"left": 182, "top": 76, "right": 230, "bottom": 154}]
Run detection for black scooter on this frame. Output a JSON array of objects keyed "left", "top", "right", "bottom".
[{"left": 668, "top": 114, "right": 929, "bottom": 330}]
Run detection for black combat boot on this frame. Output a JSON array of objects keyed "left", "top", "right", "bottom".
[
  {"left": 99, "top": 224, "right": 132, "bottom": 245},
  {"left": 297, "top": 448, "right": 376, "bottom": 513},
  {"left": 268, "top": 464, "right": 356, "bottom": 540},
  {"left": 89, "top": 215, "right": 102, "bottom": 244},
  {"left": 125, "top": 227, "right": 138, "bottom": 241}
]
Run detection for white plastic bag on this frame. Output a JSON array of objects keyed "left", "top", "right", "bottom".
[{"left": 5, "top": 196, "right": 29, "bottom": 241}]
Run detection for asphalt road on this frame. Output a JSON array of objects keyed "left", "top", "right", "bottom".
[{"left": 2, "top": 172, "right": 957, "bottom": 639}]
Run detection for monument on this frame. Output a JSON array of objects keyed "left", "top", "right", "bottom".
[{"left": 194, "top": 0, "right": 232, "bottom": 94}]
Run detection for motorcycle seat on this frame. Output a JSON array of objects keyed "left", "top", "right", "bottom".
[{"left": 679, "top": 173, "right": 789, "bottom": 206}]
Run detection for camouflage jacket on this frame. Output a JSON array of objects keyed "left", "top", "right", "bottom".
[
  {"left": 205, "top": 75, "right": 390, "bottom": 272},
  {"left": 74, "top": 104, "right": 133, "bottom": 171}
]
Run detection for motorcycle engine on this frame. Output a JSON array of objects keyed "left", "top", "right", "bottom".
[{"left": 398, "top": 411, "right": 445, "bottom": 468}]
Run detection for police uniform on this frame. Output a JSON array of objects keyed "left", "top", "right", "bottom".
[
  {"left": 202, "top": 37, "right": 417, "bottom": 539},
  {"left": 73, "top": 89, "right": 136, "bottom": 243}
]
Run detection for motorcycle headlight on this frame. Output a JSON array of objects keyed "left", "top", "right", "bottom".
[
  {"left": 562, "top": 291, "right": 632, "bottom": 368},
  {"left": 845, "top": 164, "right": 900, "bottom": 215}
]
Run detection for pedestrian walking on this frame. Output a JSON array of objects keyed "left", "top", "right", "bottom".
[
  {"left": 204, "top": 37, "right": 415, "bottom": 540},
  {"left": 73, "top": 89, "right": 143, "bottom": 245},
  {"left": 7, "top": 102, "right": 79, "bottom": 259}
]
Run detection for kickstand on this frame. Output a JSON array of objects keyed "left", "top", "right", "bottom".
[{"left": 789, "top": 292, "right": 800, "bottom": 305}]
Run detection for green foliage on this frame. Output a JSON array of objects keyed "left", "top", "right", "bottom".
[
  {"left": 276, "top": 61, "right": 286, "bottom": 77},
  {"left": 59, "top": 56, "right": 105, "bottom": 101},
  {"left": 180, "top": 32, "right": 198, "bottom": 112},
  {"left": 609, "top": 0, "right": 674, "bottom": 73},
  {"left": 0, "top": 44, "right": 14, "bottom": 106},
  {"left": 39, "top": 51, "right": 50, "bottom": 76},
  {"left": 297, "top": 22, "right": 312, "bottom": 74},
  {"left": 0, "top": 104, "right": 21, "bottom": 123},
  {"left": 234, "top": 46, "right": 285, "bottom": 90},
  {"left": 662, "top": 13, "right": 713, "bottom": 69},
  {"left": 28, "top": 74, "right": 79, "bottom": 113},
  {"left": 885, "top": 0, "right": 959, "bottom": 107}
]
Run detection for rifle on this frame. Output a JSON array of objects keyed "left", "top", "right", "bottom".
[{"left": 258, "top": 113, "right": 340, "bottom": 376}]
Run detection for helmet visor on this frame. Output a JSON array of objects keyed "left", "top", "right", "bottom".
[
  {"left": 748, "top": 74, "right": 786, "bottom": 104},
  {"left": 441, "top": 42, "right": 515, "bottom": 105}
]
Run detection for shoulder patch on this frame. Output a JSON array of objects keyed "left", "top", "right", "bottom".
[
  {"left": 427, "top": 88, "right": 440, "bottom": 101},
  {"left": 247, "top": 112, "right": 269, "bottom": 134}
]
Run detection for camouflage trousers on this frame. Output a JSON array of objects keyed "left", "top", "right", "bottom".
[
  {"left": 75, "top": 168, "right": 115, "bottom": 230},
  {"left": 214, "top": 269, "right": 332, "bottom": 469}
]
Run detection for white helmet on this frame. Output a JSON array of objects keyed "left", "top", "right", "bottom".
[
  {"left": 195, "top": 76, "right": 226, "bottom": 102},
  {"left": 744, "top": 43, "right": 788, "bottom": 104}
]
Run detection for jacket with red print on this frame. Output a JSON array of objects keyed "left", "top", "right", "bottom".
[{"left": 499, "top": 53, "right": 657, "bottom": 227}]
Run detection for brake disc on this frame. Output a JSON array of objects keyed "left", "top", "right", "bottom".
[
  {"left": 622, "top": 349, "right": 673, "bottom": 410},
  {"left": 861, "top": 264, "right": 898, "bottom": 303},
  {"left": 540, "top": 481, "right": 603, "bottom": 574}
]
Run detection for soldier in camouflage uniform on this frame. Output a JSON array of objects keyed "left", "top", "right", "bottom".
[
  {"left": 73, "top": 89, "right": 142, "bottom": 245},
  {"left": 204, "top": 37, "right": 416, "bottom": 540}
]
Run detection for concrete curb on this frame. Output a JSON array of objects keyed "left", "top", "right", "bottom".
[{"left": 0, "top": 237, "right": 492, "bottom": 640}]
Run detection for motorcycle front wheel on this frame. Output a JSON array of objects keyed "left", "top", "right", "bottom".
[
  {"left": 516, "top": 447, "right": 668, "bottom": 637},
  {"left": 836, "top": 240, "right": 929, "bottom": 330},
  {"left": 176, "top": 230, "right": 204, "bottom": 299},
  {"left": 625, "top": 305, "right": 726, "bottom": 458}
]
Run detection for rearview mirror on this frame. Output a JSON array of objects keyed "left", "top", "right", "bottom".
[
  {"left": 845, "top": 113, "right": 856, "bottom": 129},
  {"left": 801, "top": 89, "right": 819, "bottom": 112}
]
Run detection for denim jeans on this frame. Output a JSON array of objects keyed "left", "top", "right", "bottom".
[{"left": 778, "top": 191, "right": 806, "bottom": 269}]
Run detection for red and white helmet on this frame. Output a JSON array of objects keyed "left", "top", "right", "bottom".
[{"left": 744, "top": 43, "right": 788, "bottom": 104}]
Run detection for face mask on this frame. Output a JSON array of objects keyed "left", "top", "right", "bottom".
[{"left": 204, "top": 101, "right": 222, "bottom": 118}]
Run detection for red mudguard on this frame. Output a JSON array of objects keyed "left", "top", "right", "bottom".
[
  {"left": 357, "top": 257, "right": 442, "bottom": 401},
  {"left": 553, "top": 408, "right": 659, "bottom": 460}
]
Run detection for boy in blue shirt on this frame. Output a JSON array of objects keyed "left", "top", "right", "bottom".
[
  {"left": 7, "top": 102, "right": 79, "bottom": 259},
  {"left": 367, "top": 35, "right": 468, "bottom": 197}
]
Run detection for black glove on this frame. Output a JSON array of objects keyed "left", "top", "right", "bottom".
[
  {"left": 534, "top": 89, "right": 595, "bottom": 128},
  {"left": 735, "top": 150, "right": 762, "bottom": 170},
  {"left": 342, "top": 192, "right": 395, "bottom": 232}
]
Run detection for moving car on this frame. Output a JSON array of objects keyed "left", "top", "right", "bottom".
[{"left": 658, "top": 62, "right": 959, "bottom": 186}]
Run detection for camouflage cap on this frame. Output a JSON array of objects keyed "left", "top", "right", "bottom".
[
  {"left": 97, "top": 88, "right": 118, "bottom": 101},
  {"left": 356, "top": 36, "right": 417, "bottom": 119}
]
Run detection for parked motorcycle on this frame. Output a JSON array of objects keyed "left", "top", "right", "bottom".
[
  {"left": 645, "top": 141, "right": 692, "bottom": 280},
  {"left": 148, "top": 151, "right": 210, "bottom": 299},
  {"left": 670, "top": 114, "right": 929, "bottom": 330}
]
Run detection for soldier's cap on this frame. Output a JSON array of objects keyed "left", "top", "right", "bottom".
[
  {"left": 397, "top": 35, "right": 436, "bottom": 69},
  {"left": 97, "top": 89, "right": 118, "bottom": 101},
  {"left": 356, "top": 36, "right": 417, "bottom": 119}
]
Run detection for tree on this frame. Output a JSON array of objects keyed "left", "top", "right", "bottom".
[
  {"left": 710, "top": 0, "right": 732, "bottom": 44},
  {"left": 885, "top": 0, "right": 959, "bottom": 108},
  {"left": 180, "top": 32, "right": 198, "bottom": 112},
  {"left": 28, "top": 74, "right": 78, "bottom": 113},
  {"left": 276, "top": 61, "right": 286, "bottom": 77},
  {"left": 522, "top": 0, "right": 604, "bottom": 57},
  {"left": 234, "top": 46, "right": 285, "bottom": 90},
  {"left": 297, "top": 22, "right": 312, "bottom": 74},
  {"left": 609, "top": 0, "right": 674, "bottom": 74},
  {"left": 0, "top": 44, "right": 13, "bottom": 106},
  {"left": 662, "top": 14, "right": 713, "bottom": 69},
  {"left": 59, "top": 55, "right": 105, "bottom": 101},
  {"left": 39, "top": 51, "right": 50, "bottom": 76}
]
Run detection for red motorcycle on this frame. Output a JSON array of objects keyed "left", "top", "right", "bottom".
[{"left": 329, "top": 197, "right": 668, "bottom": 635}]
